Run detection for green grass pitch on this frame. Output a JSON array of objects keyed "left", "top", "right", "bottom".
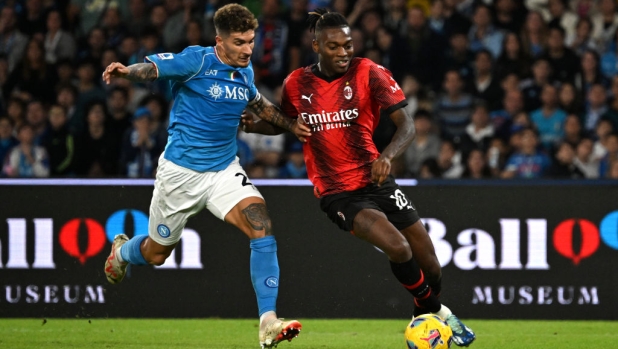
[{"left": 1, "top": 319, "right": 617, "bottom": 348}]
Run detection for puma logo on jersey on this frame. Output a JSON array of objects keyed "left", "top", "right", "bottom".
[{"left": 301, "top": 94, "right": 313, "bottom": 104}]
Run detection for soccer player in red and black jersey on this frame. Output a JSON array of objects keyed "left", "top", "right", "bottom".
[{"left": 242, "top": 8, "right": 475, "bottom": 347}]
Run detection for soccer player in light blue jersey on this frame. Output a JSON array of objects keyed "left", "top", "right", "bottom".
[{"left": 101, "top": 4, "right": 309, "bottom": 348}]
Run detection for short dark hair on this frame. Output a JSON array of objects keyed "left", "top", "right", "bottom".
[
  {"left": 213, "top": 4, "right": 258, "bottom": 36},
  {"left": 308, "top": 8, "right": 349, "bottom": 35}
]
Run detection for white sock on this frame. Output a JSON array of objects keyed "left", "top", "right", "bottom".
[
  {"left": 260, "top": 311, "right": 276, "bottom": 325},
  {"left": 116, "top": 248, "right": 125, "bottom": 263},
  {"left": 435, "top": 304, "right": 452, "bottom": 319}
]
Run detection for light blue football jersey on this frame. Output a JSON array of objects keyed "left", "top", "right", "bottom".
[{"left": 145, "top": 46, "right": 259, "bottom": 172}]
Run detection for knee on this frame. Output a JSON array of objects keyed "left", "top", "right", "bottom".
[
  {"left": 423, "top": 262, "right": 442, "bottom": 283},
  {"left": 387, "top": 239, "right": 413, "bottom": 263}
]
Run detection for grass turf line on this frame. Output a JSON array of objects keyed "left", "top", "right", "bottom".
[{"left": 1, "top": 319, "right": 617, "bottom": 348}]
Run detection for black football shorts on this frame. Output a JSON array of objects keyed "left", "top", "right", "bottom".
[{"left": 319, "top": 175, "right": 420, "bottom": 232}]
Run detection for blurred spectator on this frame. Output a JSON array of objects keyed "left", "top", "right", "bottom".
[
  {"left": 44, "top": 9, "right": 77, "bottom": 64},
  {"left": 375, "top": 26, "right": 394, "bottom": 68},
  {"left": 603, "top": 76, "right": 618, "bottom": 131},
  {"left": 442, "top": 0, "right": 471, "bottom": 36},
  {"left": 459, "top": 104, "right": 494, "bottom": 160},
  {"left": 0, "top": 6, "right": 28, "bottom": 73},
  {"left": 435, "top": 70, "right": 475, "bottom": 141},
  {"left": 118, "top": 35, "right": 138, "bottom": 65},
  {"left": 563, "top": 113, "right": 584, "bottom": 147},
  {"left": 284, "top": 0, "right": 308, "bottom": 73},
  {"left": 252, "top": 0, "right": 290, "bottom": 89},
  {"left": 495, "top": 32, "right": 531, "bottom": 81},
  {"left": 567, "top": 17, "right": 597, "bottom": 56},
  {"left": 25, "top": 99, "right": 50, "bottom": 145},
  {"left": 520, "top": 58, "right": 552, "bottom": 112},
  {"left": 101, "top": 7, "right": 128, "bottom": 49},
  {"left": 6, "top": 97, "right": 25, "bottom": 132},
  {"left": 55, "top": 58, "right": 78, "bottom": 87},
  {"left": 18, "top": 0, "right": 46, "bottom": 38},
  {"left": 581, "top": 83, "right": 609, "bottom": 134},
  {"left": 128, "top": 26, "right": 163, "bottom": 66},
  {"left": 178, "top": 18, "right": 208, "bottom": 49},
  {"left": 530, "top": 84, "right": 567, "bottom": 150},
  {"left": 383, "top": 0, "right": 408, "bottom": 34},
  {"left": 391, "top": 6, "right": 446, "bottom": 86},
  {"left": 358, "top": 9, "right": 382, "bottom": 52},
  {"left": 139, "top": 93, "right": 168, "bottom": 148},
  {"left": 591, "top": 0, "right": 618, "bottom": 53},
  {"left": 68, "top": 0, "right": 129, "bottom": 39},
  {"left": 461, "top": 148, "right": 492, "bottom": 179},
  {"left": 344, "top": 0, "right": 376, "bottom": 29},
  {"left": 437, "top": 140, "right": 464, "bottom": 178},
  {"left": 602, "top": 31, "right": 618, "bottom": 79},
  {"left": 119, "top": 107, "right": 162, "bottom": 178},
  {"left": 278, "top": 140, "right": 306, "bottom": 178},
  {"left": 56, "top": 83, "right": 78, "bottom": 132},
  {"left": 469, "top": 49, "right": 503, "bottom": 111},
  {"left": 148, "top": 4, "right": 168, "bottom": 38},
  {"left": 503, "top": 127, "right": 551, "bottom": 178},
  {"left": 418, "top": 158, "right": 441, "bottom": 179},
  {"left": 547, "top": 0, "right": 577, "bottom": 42},
  {"left": 3, "top": 38, "right": 59, "bottom": 104},
  {"left": 487, "top": 137, "right": 510, "bottom": 176},
  {"left": 547, "top": 141, "right": 585, "bottom": 178},
  {"left": 237, "top": 111, "right": 285, "bottom": 178},
  {"left": 77, "top": 26, "right": 107, "bottom": 65},
  {"left": 573, "top": 137, "right": 600, "bottom": 178},
  {"left": 2, "top": 123, "right": 49, "bottom": 177},
  {"left": 606, "top": 158, "right": 618, "bottom": 179},
  {"left": 163, "top": 0, "right": 197, "bottom": 53},
  {"left": 490, "top": 89, "right": 524, "bottom": 141},
  {"left": 598, "top": 132, "right": 618, "bottom": 177},
  {"left": 0, "top": 115, "right": 17, "bottom": 167},
  {"left": 73, "top": 101, "right": 119, "bottom": 177},
  {"left": 106, "top": 86, "right": 132, "bottom": 147},
  {"left": 43, "top": 104, "right": 74, "bottom": 177},
  {"left": 592, "top": 119, "right": 614, "bottom": 161},
  {"left": 402, "top": 109, "right": 441, "bottom": 177},
  {"left": 542, "top": 26, "right": 579, "bottom": 84},
  {"left": 576, "top": 50, "right": 609, "bottom": 100},
  {"left": 401, "top": 74, "right": 421, "bottom": 117},
  {"left": 494, "top": 0, "right": 525, "bottom": 34},
  {"left": 558, "top": 82, "right": 583, "bottom": 115},
  {"left": 467, "top": 4, "right": 505, "bottom": 59},
  {"left": 126, "top": 0, "right": 149, "bottom": 38},
  {"left": 520, "top": 11, "right": 547, "bottom": 58},
  {"left": 73, "top": 60, "right": 106, "bottom": 133},
  {"left": 444, "top": 32, "right": 474, "bottom": 84}
]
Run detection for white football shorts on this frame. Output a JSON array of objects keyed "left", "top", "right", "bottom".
[{"left": 148, "top": 155, "right": 264, "bottom": 246}]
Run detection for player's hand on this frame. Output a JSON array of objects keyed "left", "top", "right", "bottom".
[
  {"left": 240, "top": 110, "right": 255, "bottom": 133},
  {"left": 102, "top": 62, "right": 129, "bottom": 84},
  {"left": 371, "top": 156, "right": 391, "bottom": 186},
  {"left": 291, "top": 118, "right": 312, "bottom": 142}
]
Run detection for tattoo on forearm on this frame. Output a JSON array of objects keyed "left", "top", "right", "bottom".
[
  {"left": 249, "top": 98, "right": 294, "bottom": 132},
  {"left": 242, "top": 203, "right": 273, "bottom": 236},
  {"left": 125, "top": 63, "right": 158, "bottom": 82}
]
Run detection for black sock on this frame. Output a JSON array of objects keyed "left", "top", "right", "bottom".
[{"left": 390, "top": 259, "right": 441, "bottom": 313}]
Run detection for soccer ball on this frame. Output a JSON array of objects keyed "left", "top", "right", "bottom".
[{"left": 404, "top": 314, "right": 453, "bottom": 349}]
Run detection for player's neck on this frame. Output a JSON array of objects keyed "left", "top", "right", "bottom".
[
  {"left": 312, "top": 62, "right": 346, "bottom": 82},
  {"left": 215, "top": 45, "right": 235, "bottom": 67}
]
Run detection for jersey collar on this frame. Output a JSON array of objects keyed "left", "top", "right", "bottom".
[{"left": 311, "top": 64, "right": 346, "bottom": 83}]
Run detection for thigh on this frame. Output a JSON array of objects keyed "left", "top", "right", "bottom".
[
  {"left": 148, "top": 157, "right": 206, "bottom": 246},
  {"left": 320, "top": 192, "right": 381, "bottom": 232},
  {"left": 206, "top": 157, "right": 265, "bottom": 221},
  {"left": 352, "top": 208, "right": 412, "bottom": 263}
]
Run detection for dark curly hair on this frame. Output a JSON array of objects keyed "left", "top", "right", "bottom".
[{"left": 213, "top": 4, "right": 258, "bottom": 36}]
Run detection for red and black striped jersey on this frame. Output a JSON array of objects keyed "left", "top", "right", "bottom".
[{"left": 281, "top": 58, "right": 407, "bottom": 197}]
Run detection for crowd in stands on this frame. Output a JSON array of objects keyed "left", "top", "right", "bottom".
[{"left": 0, "top": 0, "right": 617, "bottom": 180}]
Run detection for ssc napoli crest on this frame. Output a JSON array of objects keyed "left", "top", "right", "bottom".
[
  {"left": 157, "top": 224, "right": 171, "bottom": 238},
  {"left": 265, "top": 277, "right": 279, "bottom": 288}
]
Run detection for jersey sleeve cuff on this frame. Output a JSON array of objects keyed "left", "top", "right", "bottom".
[
  {"left": 383, "top": 100, "right": 408, "bottom": 115},
  {"left": 144, "top": 57, "right": 160, "bottom": 80},
  {"left": 248, "top": 92, "right": 262, "bottom": 105}
]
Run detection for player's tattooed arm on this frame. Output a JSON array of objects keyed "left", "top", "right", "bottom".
[
  {"left": 371, "top": 108, "right": 415, "bottom": 185},
  {"left": 247, "top": 96, "right": 296, "bottom": 132},
  {"left": 124, "top": 63, "right": 158, "bottom": 82},
  {"left": 240, "top": 110, "right": 286, "bottom": 135}
]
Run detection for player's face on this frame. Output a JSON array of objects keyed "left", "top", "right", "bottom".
[
  {"left": 216, "top": 30, "right": 255, "bottom": 68},
  {"left": 313, "top": 26, "right": 353, "bottom": 76}
]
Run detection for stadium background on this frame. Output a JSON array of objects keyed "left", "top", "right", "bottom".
[{"left": 0, "top": 0, "right": 617, "bottom": 323}]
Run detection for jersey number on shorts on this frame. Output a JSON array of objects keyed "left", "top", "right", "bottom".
[{"left": 235, "top": 173, "right": 253, "bottom": 187}]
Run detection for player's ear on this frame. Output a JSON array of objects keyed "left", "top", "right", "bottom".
[{"left": 312, "top": 39, "right": 319, "bottom": 54}]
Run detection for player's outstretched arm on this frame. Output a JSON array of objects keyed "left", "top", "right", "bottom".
[
  {"left": 102, "top": 62, "right": 158, "bottom": 84},
  {"left": 371, "top": 108, "right": 415, "bottom": 184},
  {"left": 247, "top": 96, "right": 312, "bottom": 142},
  {"left": 240, "top": 110, "right": 286, "bottom": 135}
]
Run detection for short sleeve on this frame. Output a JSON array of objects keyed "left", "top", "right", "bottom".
[
  {"left": 145, "top": 50, "right": 205, "bottom": 82},
  {"left": 368, "top": 62, "right": 407, "bottom": 114},
  {"left": 280, "top": 77, "right": 299, "bottom": 118}
]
